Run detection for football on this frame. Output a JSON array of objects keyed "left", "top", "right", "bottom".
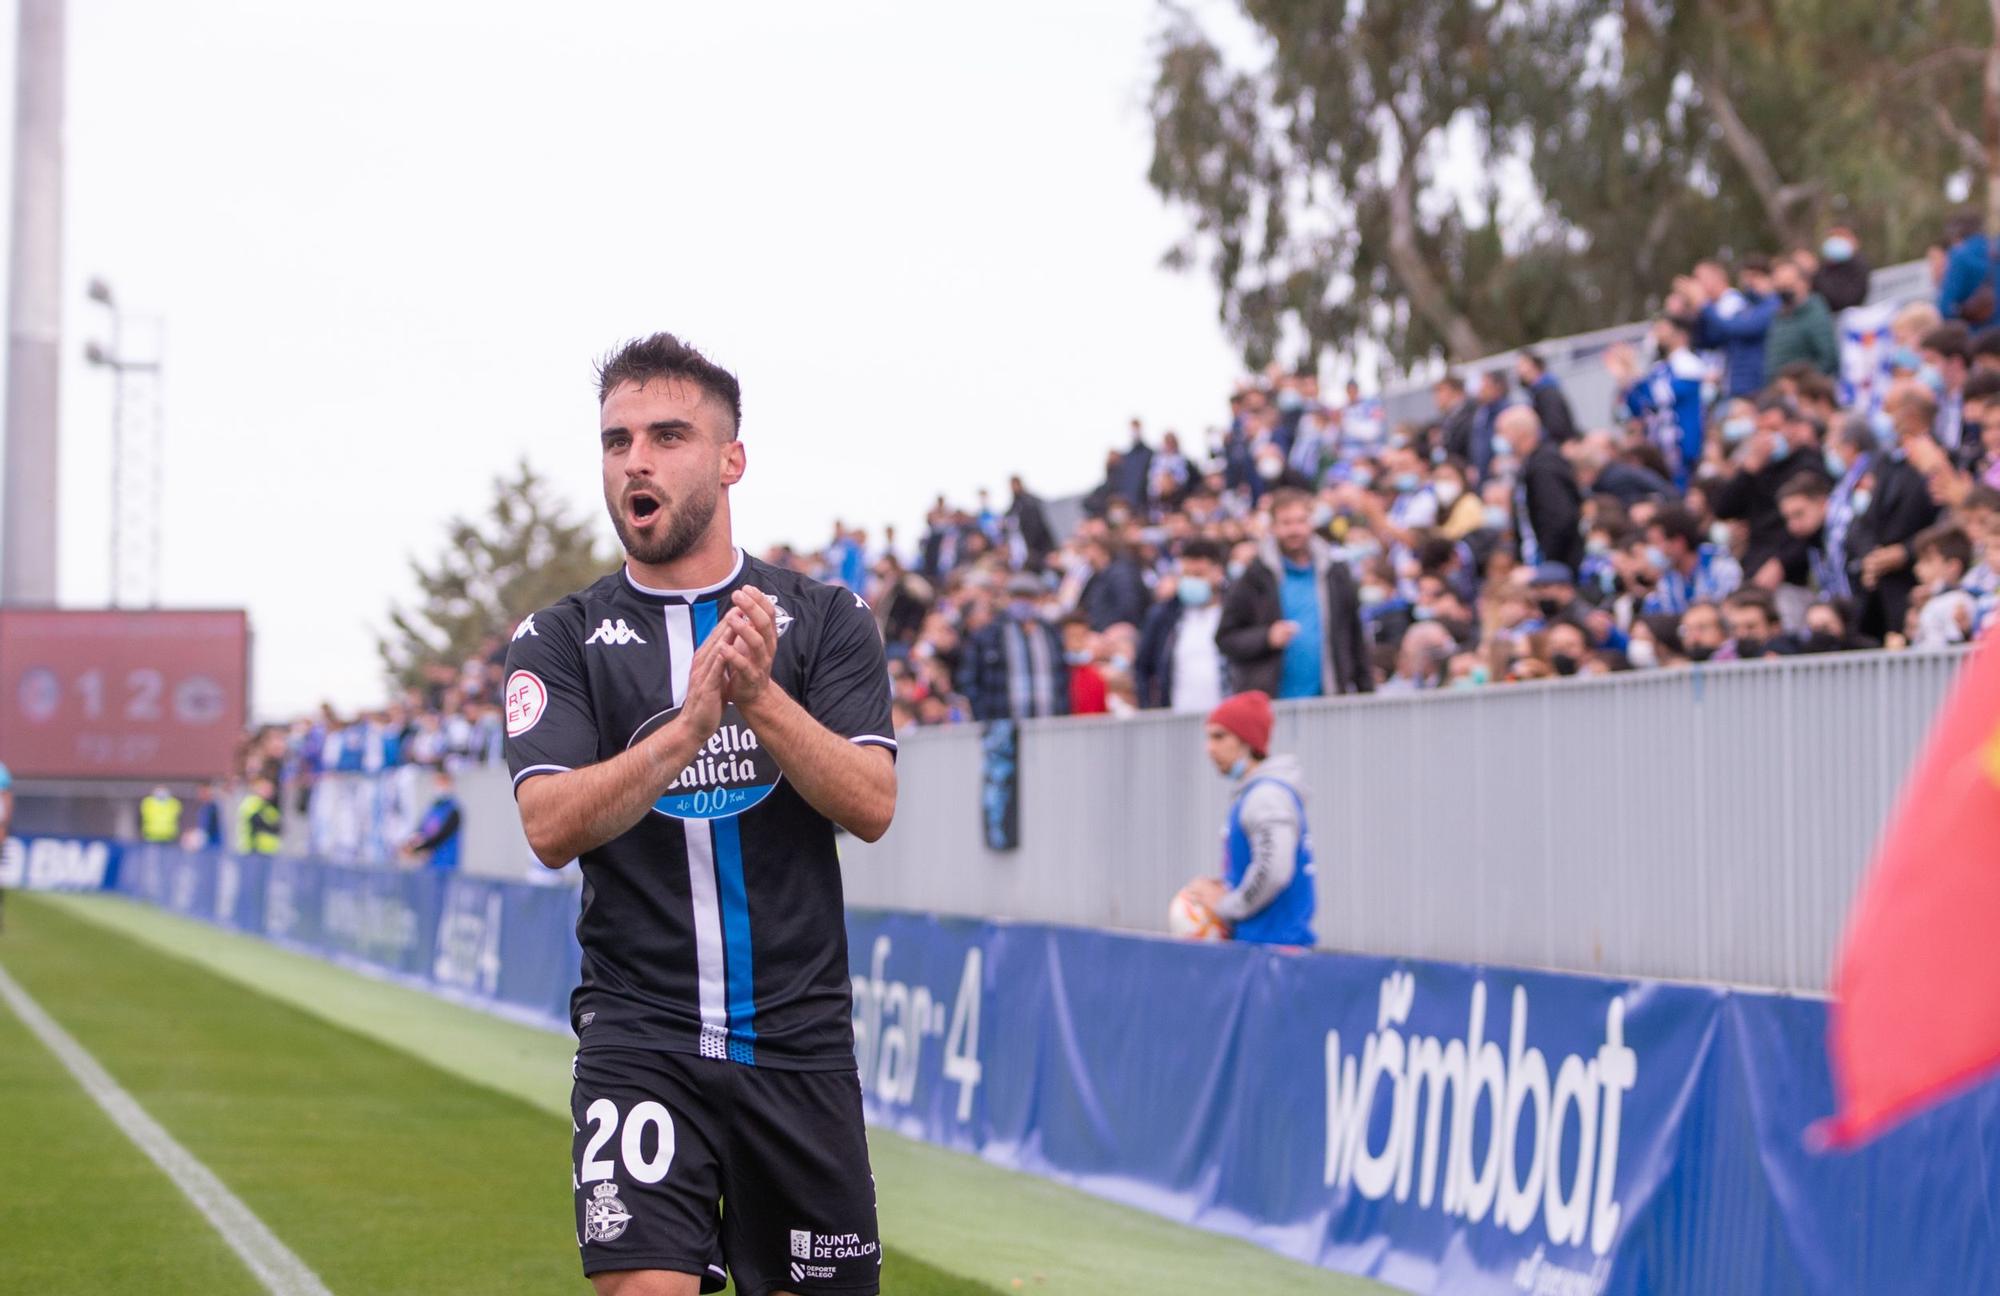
[{"left": 1167, "top": 886, "right": 1229, "bottom": 941}]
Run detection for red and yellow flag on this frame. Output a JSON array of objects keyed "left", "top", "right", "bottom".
[{"left": 1823, "top": 631, "right": 2000, "bottom": 1147}]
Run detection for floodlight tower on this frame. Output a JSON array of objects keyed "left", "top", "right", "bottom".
[{"left": 83, "top": 280, "right": 165, "bottom": 608}]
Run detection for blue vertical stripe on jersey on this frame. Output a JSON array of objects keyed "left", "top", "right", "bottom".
[{"left": 691, "top": 597, "right": 758, "bottom": 1064}]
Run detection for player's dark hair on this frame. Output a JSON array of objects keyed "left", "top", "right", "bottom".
[{"left": 596, "top": 333, "right": 743, "bottom": 436}]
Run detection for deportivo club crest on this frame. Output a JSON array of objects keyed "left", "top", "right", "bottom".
[{"left": 584, "top": 1182, "right": 632, "bottom": 1243}]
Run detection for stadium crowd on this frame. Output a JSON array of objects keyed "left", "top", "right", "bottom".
[
  {"left": 233, "top": 215, "right": 2000, "bottom": 773},
  {"left": 792, "top": 220, "right": 2000, "bottom": 732}
]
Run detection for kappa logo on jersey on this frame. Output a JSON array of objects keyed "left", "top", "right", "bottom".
[
  {"left": 585, "top": 618, "right": 648, "bottom": 646},
  {"left": 583, "top": 1182, "right": 632, "bottom": 1243},
  {"left": 505, "top": 670, "right": 548, "bottom": 736},
  {"left": 512, "top": 614, "right": 538, "bottom": 641}
]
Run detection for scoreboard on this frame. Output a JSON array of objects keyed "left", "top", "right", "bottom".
[{"left": 0, "top": 609, "right": 249, "bottom": 780}]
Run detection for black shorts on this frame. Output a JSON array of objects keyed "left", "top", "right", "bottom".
[{"left": 570, "top": 1047, "right": 880, "bottom": 1295}]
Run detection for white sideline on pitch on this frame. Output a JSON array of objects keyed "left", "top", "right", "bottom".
[{"left": 0, "top": 962, "right": 335, "bottom": 1296}]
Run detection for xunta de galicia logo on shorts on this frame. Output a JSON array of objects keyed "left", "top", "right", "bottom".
[{"left": 629, "top": 703, "right": 782, "bottom": 820}]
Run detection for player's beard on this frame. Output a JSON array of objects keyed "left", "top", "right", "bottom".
[{"left": 610, "top": 479, "right": 718, "bottom": 566}]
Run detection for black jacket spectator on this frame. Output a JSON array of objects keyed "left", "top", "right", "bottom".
[
  {"left": 1527, "top": 375, "right": 1578, "bottom": 444},
  {"left": 878, "top": 568, "right": 933, "bottom": 646},
  {"left": 1215, "top": 536, "right": 1373, "bottom": 697},
  {"left": 1848, "top": 451, "right": 1943, "bottom": 638},
  {"left": 960, "top": 613, "right": 1070, "bottom": 721},
  {"left": 1712, "top": 446, "right": 1820, "bottom": 586},
  {"left": 1080, "top": 549, "right": 1149, "bottom": 631},
  {"left": 1439, "top": 392, "right": 1478, "bottom": 465},
  {"left": 1112, "top": 436, "right": 1154, "bottom": 510},
  {"left": 1516, "top": 439, "right": 1585, "bottom": 574},
  {"left": 1008, "top": 483, "right": 1056, "bottom": 570}
]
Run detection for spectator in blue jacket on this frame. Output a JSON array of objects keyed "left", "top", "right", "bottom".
[
  {"left": 400, "top": 768, "right": 462, "bottom": 870},
  {"left": 1611, "top": 315, "right": 1708, "bottom": 487},
  {"left": 1938, "top": 220, "right": 2000, "bottom": 323},
  {"left": 1697, "top": 254, "right": 1779, "bottom": 397}
]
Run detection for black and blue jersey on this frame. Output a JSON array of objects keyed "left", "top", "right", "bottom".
[{"left": 503, "top": 550, "right": 896, "bottom": 1070}]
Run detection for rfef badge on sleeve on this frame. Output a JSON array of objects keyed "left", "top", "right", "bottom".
[{"left": 629, "top": 703, "right": 782, "bottom": 820}]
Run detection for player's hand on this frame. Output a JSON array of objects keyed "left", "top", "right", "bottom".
[
  {"left": 1268, "top": 620, "right": 1300, "bottom": 649},
  {"left": 1186, "top": 876, "right": 1226, "bottom": 910},
  {"left": 679, "top": 632, "right": 729, "bottom": 737},
  {"left": 719, "top": 587, "right": 779, "bottom": 708}
]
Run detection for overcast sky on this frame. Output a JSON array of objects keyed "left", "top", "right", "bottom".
[{"left": 0, "top": 0, "right": 1256, "bottom": 718}]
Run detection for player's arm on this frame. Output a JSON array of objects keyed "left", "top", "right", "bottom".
[
  {"left": 516, "top": 636, "right": 729, "bottom": 867},
  {"left": 718, "top": 587, "right": 898, "bottom": 842}
]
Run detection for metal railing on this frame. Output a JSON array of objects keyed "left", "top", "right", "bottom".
[{"left": 838, "top": 648, "right": 1968, "bottom": 994}]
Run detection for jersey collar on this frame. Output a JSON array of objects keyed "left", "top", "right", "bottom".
[{"left": 622, "top": 548, "right": 746, "bottom": 602}]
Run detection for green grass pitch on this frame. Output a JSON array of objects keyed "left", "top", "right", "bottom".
[{"left": 0, "top": 892, "right": 1393, "bottom": 1294}]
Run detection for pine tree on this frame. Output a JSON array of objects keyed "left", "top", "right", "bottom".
[{"left": 379, "top": 460, "right": 616, "bottom": 690}]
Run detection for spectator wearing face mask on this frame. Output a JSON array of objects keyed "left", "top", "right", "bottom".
[
  {"left": 1136, "top": 538, "right": 1232, "bottom": 714},
  {"left": 1528, "top": 563, "right": 1589, "bottom": 626},
  {"left": 1216, "top": 487, "right": 1373, "bottom": 699},
  {"left": 1678, "top": 600, "right": 1730, "bottom": 662},
  {"left": 1539, "top": 619, "right": 1594, "bottom": 677},
  {"left": 1723, "top": 588, "right": 1793, "bottom": 658},
  {"left": 1764, "top": 259, "right": 1839, "bottom": 378},
  {"left": 1642, "top": 504, "right": 1742, "bottom": 615},
  {"left": 1058, "top": 615, "right": 1109, "bottom": 716},
  {"left": 960, "top": 574, "right": 1070, "bottom": 721},
  {"left": 1711, "top": 395, "right": 1822, "bottom": 595},
  {"left": 1797, "top": 598, "right": 1877, "bottom": 653},
  {"left": 1917, "top": 324, "right": 1973, "bottom": 451},
  {"left": 1428, "top": 457, "right": 1486, "bottom": 539},
  {"left": 1813, "top": 226, "right": 1872, "bottom": 313}
]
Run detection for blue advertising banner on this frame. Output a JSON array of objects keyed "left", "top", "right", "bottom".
[
  {"left": 845, "top": 911, "right": 2000, "bottom": 1296},
  {"left": 109, "top": 845, "right": 580, "bottom": 1034},
  {"left": 66, "top": 847, "right": 2000, "bottom": 1294},
  {"left": 1, "top": 833, "right": 124, "bottom": 892}
]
